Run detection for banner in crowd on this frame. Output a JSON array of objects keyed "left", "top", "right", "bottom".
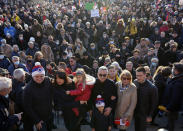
[
  {"left": 91, "top": 9, "right": 100, "bottom": 17},
  {"left": 85, "top": 2, "right": 95, "bottom": 10},
  {"left": 179, "top": 0, "right": 183, "bottom": 5}
]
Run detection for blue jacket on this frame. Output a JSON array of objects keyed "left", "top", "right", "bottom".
[
  {"left": 26, "top": 47, "right": 39, "bottom": 57},
  {"left": 0, "top": 57, "right": 11, "bottom": 69},
  {"left": 11, "top": 51, "right": 19, "bottom": 57},
  {"left": 4, "top": 26, "right": 16, "bottom": 38},
  {"left": 8, "top": 63, "right": 29, "bottom": 76}
]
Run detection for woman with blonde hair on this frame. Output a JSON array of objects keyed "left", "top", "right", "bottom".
[
  {"left": 115, "top": 70, "right": 137, "bottom": 131},
  {"left": 41, "top": 44, "right": 54, "bottom": 62},
  {"left": 75, "top": 39, "right": 86, "bottom": 59}
]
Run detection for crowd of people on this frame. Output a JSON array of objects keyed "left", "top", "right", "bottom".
[{"left": 0, "top": 0, "right": 183, "bottom": 131}]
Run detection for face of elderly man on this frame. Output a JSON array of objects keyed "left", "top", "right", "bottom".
[
  {"left": 0, "top": 77, "right": 12, "bottom": 96},
  {"left": 98, "top": 69, "right": 108, "bottom": 83},
  {"left": 33, "top": 74, "right": 45, "bottom": 84}
]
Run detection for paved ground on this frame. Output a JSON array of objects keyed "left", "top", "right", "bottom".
[{"left": 53, "top": 112, "right": 183, "bottom": 131}]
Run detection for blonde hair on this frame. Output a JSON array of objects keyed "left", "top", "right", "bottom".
[
  {"left": 119, "top": 69, "right": 132, "bottom": 84},
  {"left": 74, "top": 68, "right": 86, "bottom": 90}
]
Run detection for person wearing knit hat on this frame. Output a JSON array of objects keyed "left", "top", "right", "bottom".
[
  {"left": 23, "top": 63, "right": 53, "bottom": 131},
  {"left": 32, "top": 62, "right": 45, "bottom": 78},
  {"left": 91, "top": 95, "right": 112, "bottom": 131}
]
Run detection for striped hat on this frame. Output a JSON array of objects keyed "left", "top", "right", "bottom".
[
  {"left": 32, "top": 62, "right": 45, "bottom": 77},
  {"left": 96, "top": 95, "right": 105, "bottom": 108}
]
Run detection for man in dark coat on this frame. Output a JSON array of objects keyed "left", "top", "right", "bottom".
[
  {"left": 23, "top": 64, "right": 53, "bottom": 131},
  {"left": 134, "top": 66, "right": 158, "bottom": 131},
  {"left": 9, "top": 68, "right": 25, "bottom": 113},
  {"left": 163, "top": 63, "right": 183, "bottom": 131},
  {"left": 89, "top": 66, "right": 117, "bottom": 117},
  {"left": 0, "top": 52, "right": 10, "bottom": 70},
  {"left": 0, "top": 77, "right": 22, "bottom": 131},
  {"left": 67, "top": 56, "right": 82, "bottom": 73}
]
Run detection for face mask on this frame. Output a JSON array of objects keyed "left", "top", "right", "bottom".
[
  {"left": 91, "top": 47, "right": 95, "bottom": 50},
  {"left": 0, "top": 55, "right": 4, "bottom": 59},
  {"left": 19, "top": 37, "right": 23, "bottom": 40},
  {"left": 14, "top": 61, "right": 20, "bottom": 65},
  {"left": 77, "top": 45, "right": 81, "bottom": 49},
  {"left": 5, "top": 94, "right": 9, "bottom": 98},
  {"left": 103, "top": 35, "right": 107, "bottom": 38},
  {"left": 151, "top": 62, "right": 157, "bottom": 67}
]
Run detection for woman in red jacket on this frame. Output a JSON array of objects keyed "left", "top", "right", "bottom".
[{"left": 66, "top": 68, "right": 96, "bottom": 117}]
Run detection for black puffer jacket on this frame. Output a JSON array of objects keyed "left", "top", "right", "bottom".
[
  {"left": 53, "top": 82, "right": 80, "bottom": 111},
  {"left": 164, "top": 73, "right": 183, "bottom": 112},
  {"left": 89, "top": 79, "right": 117, "bottom": 110},
  {"left": 23, "top": 77, "right": 53, "bottom": 124}
]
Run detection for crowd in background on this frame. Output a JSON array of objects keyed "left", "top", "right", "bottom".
[{"left": 0, "top": 0, "right": 183, "bottom": 131}]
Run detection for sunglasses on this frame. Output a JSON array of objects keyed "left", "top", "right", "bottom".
[
  {"left": 122, "top": 77, "right": 131, "bottom": 80},
  {"left": 99, "top": 74, "right": 107, "bottom": 77}
]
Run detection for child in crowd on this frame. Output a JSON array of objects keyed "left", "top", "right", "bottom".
[
  {"left": 66, "top": 68, "right": 95, "bottom": 117},
  {"left": 91, "top": 95, "right": 112, "bottom": 131}
]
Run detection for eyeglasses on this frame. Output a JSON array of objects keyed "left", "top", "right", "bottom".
[
  {"left": 99, "top": 74, "right": 107, "bottom": 77},
  {"left": 122, "top": 77, "right": 131, "bottom": 80}
]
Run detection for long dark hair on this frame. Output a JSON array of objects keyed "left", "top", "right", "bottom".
[{"left": 54, "top": 69, "right": 68, "bottom": 86}]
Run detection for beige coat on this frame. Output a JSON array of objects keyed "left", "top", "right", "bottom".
[{"left": 115, "top": 82, "right": 137, "bottom": 130}]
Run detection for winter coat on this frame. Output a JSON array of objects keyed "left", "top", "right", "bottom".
[
  {"left": 115, "top": 82, "right": 137, "bottom": 130},
  {"left": 91, "top": 108, "right": 113, "bottom": 131},
  {"left": 53, "top": 82, "right": 80, "bottom": 110},
  {"left": 4, "top": 26, "right": 16, "bottom": 38},
  {"left": 8, "top": 63, "right": 28, "bottom": 76},
  {"left": 134, "top": 80, "right": 158, "bottom": 117},
  {"left": 23, "top": 77, "right": 53, "bottom": 124},
  {"left": 89, "top": 79, "right": 117, "bottom": 110},
  {"left": 0, "top": 95, "right": 19, "bottom": 131},
  {"left": 70, "top": 82, "right": 94, "bottom": 101},
  {"left": 25, "top": 47, "right": 39, "bottom": 57},
  {"left": 9, "top": 79, "right": 25, "bottom": 113},
  {"left": 164, "top": 73, "right": 183, "bottom": 112},
  {"left": 0, "top": 57, "right": 11, "bottom": 69},
  {"left": 31, "top": 24, "right": 43, "bottom": 37}
]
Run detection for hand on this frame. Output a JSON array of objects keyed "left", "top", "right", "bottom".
[
  {"left": 122, "top": 117, "right": 128, "bottom": 123},
  {"left": 36, "top": 121, "right": 43, "bottom": 130},
  {"left": 92, "top": 128, "right": 95, "bottom": 131},
  {"left": 146, "top": 117, "right": 152, "bottom": 123},
  {"left": 89, "top": 110, "right": 92, "bottom": 117},
  {"left": 111, "top": 96, "right": 116, "bottom": 100},
  {"left": 14, "top": 112, "right": 23, "bottom": 121},
  {"left": 66, "top": 91, "right": 70, "bottom": 95},
  {"left": 80, "top": 101, "right": 87, "bottom": 104},
  {"left": 104, "top": 107, "right": 112, "bottom": 116},
  {"left": 108, "top": 126, "right": 112, "bottom": 131}
]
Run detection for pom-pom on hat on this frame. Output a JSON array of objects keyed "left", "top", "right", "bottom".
[
  {"left": 96, "top": 95, "right": 105, "bottom": 108},
  {"left": 32, "top": 62, "right": 45, "bottom": 77}
]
